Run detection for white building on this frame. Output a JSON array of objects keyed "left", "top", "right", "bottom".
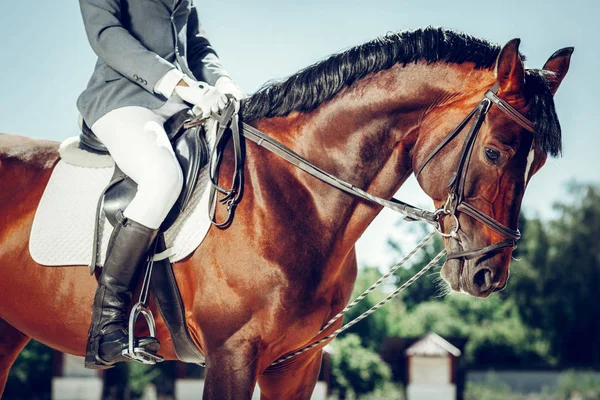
[{"left": 405, "top": 332, "right": 462, "bottom": 400}]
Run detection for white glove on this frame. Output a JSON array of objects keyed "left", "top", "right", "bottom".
[
  {"left": 215, "top": 77, "right": 247, "bottom": 101},
  {"left": 174, "top": 76, "right": 229, "bottom": 118}
]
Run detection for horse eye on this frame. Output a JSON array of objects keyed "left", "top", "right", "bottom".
[{"left": 485, "top": 148, "right": 501, "bottom": 162}]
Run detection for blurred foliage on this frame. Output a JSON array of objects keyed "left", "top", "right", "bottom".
[
  {"left": 342, "top": 267, "right": 402, "bottom": 351},
  {"left": 556, "top": 370, "right": 600, "bottom": 400},
  {"left": 329, "top": 334, "right": 391, "bottom": 399},
  {"left": 356, "top": 382, "right": 405, "bottom": 400},
  {"left": 128, "top": 363, "right": 161, "bottom": 398},
  {"left": 465, "top": 370, "right": 600, "bottom": 400},
  {"left": 511, "top": 183, "right": 600, "bottom": 367},
  {"left": 4, "top": 340, "right": 52, "bottom": 400},
  {"left": 328, "top": 382, "right": 405, "bottom": 400}
]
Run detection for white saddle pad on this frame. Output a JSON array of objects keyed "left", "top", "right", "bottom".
[{"left": 29, "top": 138, "right": 213, "bottom": 267}]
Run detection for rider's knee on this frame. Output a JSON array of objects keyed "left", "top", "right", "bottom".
[{"left": 154, "top": 160, "right": 183, "bottom": 199}]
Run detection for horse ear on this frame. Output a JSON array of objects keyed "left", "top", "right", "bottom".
[
  {"left": 543, "top": 47, "right": 574, "bottom": 95},
  {"left": 495, "top": 38, "right": 525, "bottom": 95}
]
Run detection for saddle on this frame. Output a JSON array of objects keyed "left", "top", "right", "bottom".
[{"left": 80, "top": 108, "right": 210, "bottom": 365}]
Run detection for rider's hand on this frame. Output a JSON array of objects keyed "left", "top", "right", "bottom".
[
  {"left": 174, "top": 76, "right": 228, "bottom": 118},
  {"left": 215, "top": 77, "right": 247, "bottom": 101}
]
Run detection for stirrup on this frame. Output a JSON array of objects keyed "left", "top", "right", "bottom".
[
  {"left": 122, "top": 242, "right": 164, "bottom": 365},
  {"left": 122, "top": 302, "right": 163, "bottom": 364}
]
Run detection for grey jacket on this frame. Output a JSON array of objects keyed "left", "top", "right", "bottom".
[{"left": 77, "top": 0, "right": 229, "bottom": 126}]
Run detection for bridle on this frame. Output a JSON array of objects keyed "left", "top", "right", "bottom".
[
  {"left": 415, "top": 82, "right": 535, "bottom": 259},
  {"left": 188, "top": 82, "right": 535, "bottom": 261}
]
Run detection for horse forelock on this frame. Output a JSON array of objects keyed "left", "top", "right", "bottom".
[{"left": 524, "top": 69, "right": 563, "bottom": 158}]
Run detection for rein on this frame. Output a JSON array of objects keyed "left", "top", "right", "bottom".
[
  {"left": 190, "top": 100, "right": 440, "bottom": 228},
  {"left": 184, "top": 82, "right": 536, "bottom": 367}
]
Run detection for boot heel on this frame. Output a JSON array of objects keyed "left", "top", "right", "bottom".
[{"left": 85, "top": 337, "right": 114, "bottom": 370}]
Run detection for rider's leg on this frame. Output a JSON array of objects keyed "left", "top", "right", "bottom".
[{"left": 84, "top": 106, "right": 184, "bottom": 369}]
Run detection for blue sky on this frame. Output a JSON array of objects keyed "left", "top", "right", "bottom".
[{"left": 1, "top": 1, "right": 597, "bottom": 267}]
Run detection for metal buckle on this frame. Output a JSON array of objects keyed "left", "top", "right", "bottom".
[{"left": 480, "top": 97, "right": 492, "bottom": 114}]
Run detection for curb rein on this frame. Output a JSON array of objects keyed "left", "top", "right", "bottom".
[{"left": 187, "top": 83, "right": 535, "bottom": 259}]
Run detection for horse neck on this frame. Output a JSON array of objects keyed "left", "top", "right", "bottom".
[{"left": 252, "top": 62, "right": 494, "bottom": 254}]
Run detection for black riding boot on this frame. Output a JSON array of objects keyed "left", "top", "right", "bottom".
[{"left": 85, "top": 215, "right": 160, "bottom": 369}]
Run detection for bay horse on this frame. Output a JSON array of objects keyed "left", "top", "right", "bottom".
[{"left": 0, "top": 28, "right": 571, "bottom": 399}]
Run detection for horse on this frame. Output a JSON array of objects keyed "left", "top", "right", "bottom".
[{"left": 0, "top": 28, "right": 572, "bottom": 399}]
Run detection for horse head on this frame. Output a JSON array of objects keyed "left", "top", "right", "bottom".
[{"left": 414, "top": 39, "right": 573, "bottom": 297}]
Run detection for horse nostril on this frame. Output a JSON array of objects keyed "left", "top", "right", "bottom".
[
  {"left": 493, "top": 279, "right": 508, "bottom": 292},
  {"left": 473, "top": 268, "right": 493, "bottom": 292}
]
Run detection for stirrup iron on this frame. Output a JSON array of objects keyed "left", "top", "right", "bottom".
[{"left": 122, "top": 242, "right": 164, "bottom": 365}]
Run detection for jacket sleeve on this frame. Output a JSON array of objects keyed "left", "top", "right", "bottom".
[
  {"left": 186, "top": 2, "right": 230, "bottom": 85},
  {"left": 79, "top": 0, "right": 175, "bottom": 93}
]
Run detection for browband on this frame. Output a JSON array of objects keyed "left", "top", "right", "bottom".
[
  {"left": 485, "top": 82, "right": 536, "bottom": 133},
  {"left": 416, "top": 83, "right": 536, "bottom": 177}
]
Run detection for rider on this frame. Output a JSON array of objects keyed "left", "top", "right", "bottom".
[{"left": 77, "top": 0, "right": 245, "bottom": 369}]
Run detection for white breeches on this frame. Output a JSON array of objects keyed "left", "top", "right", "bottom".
[{"left": 91, "top": 98, "right": 188, "bottom": 229}]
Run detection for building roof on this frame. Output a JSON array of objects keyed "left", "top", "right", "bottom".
[{"left": 405, "top": 332, "right": 462, "bottom": 357}]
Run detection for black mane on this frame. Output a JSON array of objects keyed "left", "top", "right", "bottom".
[{"left": 240, "top": 27, "right": 561, "bottom": 156}]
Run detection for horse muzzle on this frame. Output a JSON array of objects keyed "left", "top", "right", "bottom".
[{"left": 441, "top": 237, "right": 511, "bottom": 298}]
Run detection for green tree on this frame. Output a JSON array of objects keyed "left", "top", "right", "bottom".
[
  {"left": 329, "top": 334, "right": 392, "bottom": 399},
  {"left": 4, "top": 341, "right": 52, "bottom": 400},
  {"left": 392, "top": 224, "right": 447, "bottom": 311},
  {"left": 509, "top": 183, "right": 600, "bottom": 366},
  {"left": 343, "top": 266, "right": 402, "bottom": 350}
]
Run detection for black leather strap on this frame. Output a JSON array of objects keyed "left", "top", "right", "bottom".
[
  {"left": 411, "top": 84, "right": 533, "bottom": 259},
  {"left": 415, "top": 107, "right": 477, "bottom": 178},
  {"left": 205, "top": 97, "right": 245, "bottom": 228},
  {"left": 448, "top": 100, "right": 491, "bottom": 209},
  {"left": 485, "top": 83, "right": 535, "bottom": 133},
  {"left": 150, "top": 235, "right": 206, "bottom": 364},
  {"left": 239, "top": 122, "right": 439, "bottom": 225},
  {"left": 446, "top": 238, "right": 517, "bottom": 260},
  {"left": 457, "top": 202, "right": 521, "bottom": 241},
  {"left": 164, "top": 109, "right": 196, "bottom": 142}
]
